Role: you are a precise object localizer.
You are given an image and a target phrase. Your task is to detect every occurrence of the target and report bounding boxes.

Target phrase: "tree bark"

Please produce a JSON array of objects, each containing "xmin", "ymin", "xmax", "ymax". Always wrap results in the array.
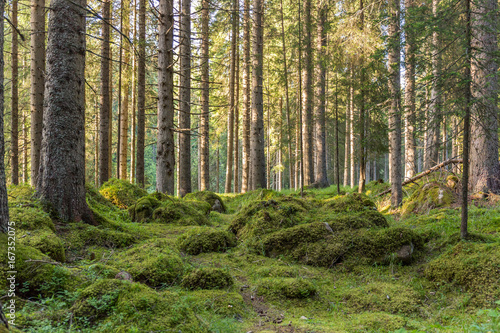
[
  {"xmin": 119, "ymin": 0, "xmax": 131, "ymax": 180},
  {"xmin": 30, "ymin": 0, "xmax": 45, "ymax": 187},
  {"xmin": 0, "ymin": 0, "xmax": 9, "ymax": 232},
  {"xmin": 130, "ymin": 0, "xmax": 137, "ymax": 183},
  {"xmin": 241, "ymin": 0, "xmax": 251, "ymax": 193},
  {"xmin": 388, "ymin": 0, "xmax": 403, "ymax": 207},
  {"xmin": 343, "ymin": 92, "xmax": 350, "ymax": 187},
  {"xmin": 199, "ymin": 0, "xmax": 210, "ymax": 191},
  {"xmin": 234, "ymin": 47, "xmax": 240, "ymax": 193},
  {"xmin": 136, "ymin": 0, "xmax": 146, "ymax": 187},
  {"xmin": 349, "ymin": 68, "xmax": 355, "ymax": 188},
  {"xmin": 99, "ymin": 0, "xmax": 111, "ymax": 187},
  {"xmin": 157, "ymin": 0, "xmax": 175, "ymax": 194},
  {"xmin": 470, "ymin": 0, "xmax": 500, "ymax": 193},
  {"xmin": 250, "ymin": 0, "xmax": 266, "ymax": 189},
  {"xmin": 404, "ymin": 0, "xmax": 416, "ymax": 179},
  {"xmin": 302, "ymin": 0, "xmax": 313, "ymax": 186},
  {"xmin": 10, "ymin": 0, "xmax": 19, "ymax": 185},
  {"xmin": 178, "ymin": 0, "xmax": 192, "ymax": 197},
  {"xmin": 358, "ymin": 0, "xmax": 366, "ymax": 193},
  {"xmin": 37, "ymin": 0, "xmax": 95, "ymax": 224}
]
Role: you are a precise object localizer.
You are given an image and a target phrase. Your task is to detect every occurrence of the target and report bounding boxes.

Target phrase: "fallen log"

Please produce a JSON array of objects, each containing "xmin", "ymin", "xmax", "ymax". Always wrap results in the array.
[{"xmin": 377, "ymin": 158, "xmax": 463, "ymax": 197}]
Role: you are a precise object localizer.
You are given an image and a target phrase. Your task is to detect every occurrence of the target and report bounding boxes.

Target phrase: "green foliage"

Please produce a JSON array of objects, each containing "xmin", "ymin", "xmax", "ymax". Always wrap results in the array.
[
  {"xmin": 177, "ymin": 227, "xmax": 237, "ymax": 255},
  {"xmin": 181, "ymin": 268, "xmax": 234, "ymax": 290},
  {"xmin": 99, "ymin": 178, "xmax": 147, "ymax": 209},
  {"xmin": 257, "ymin": 278, "xmax": 317, "ymax": 299},
  {"xmin": 184, "ymin": 190, "xmax": 227, "ymax": 212}
]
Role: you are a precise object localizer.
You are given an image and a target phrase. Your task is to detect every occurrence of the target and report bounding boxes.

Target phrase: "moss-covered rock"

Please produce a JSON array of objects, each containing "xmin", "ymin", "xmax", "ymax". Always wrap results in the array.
[
  {"xmin": 128, "ymin": 195, "xmax": 162, "ymax": 222},
  {"xmin": 109, "ymin": 239, "xmax": 187, "ymax": 287},
  {"xmin": 424, "ymin": 241, "xmax": 500, "ymax": 306},
  {"xmin": 342, "ymin": 282, "xmax": 420, "ymax": 314},
  {"xmin": 86, "ymin": 183, "xmax": 114, "ymax": 209},
  {"xmin": 71, "ymin": 279, "xmax": 124, "ymax": 320},
  {"xmin": 322, "ymin": 192, "xmax": 377, "ymax": 213},
  {"xmin": 177, "ymin": 227, "xmax": 237, "ymax": 255},
  {"xmin": 10, "ymin": 206, "xmax": 55, "ymax": 232},
  {"xmin": 99, "ymin": 178, "xmax": 147, "ymax": 209},
  {"xmin": 257, "ymin": 278, "xmax": 317, "ymax": 299},
  {"xmin": 181, "ymin": 268, "xmax": 233, "ymax": 290},
  {"xmin": 401, "ymin": 182, "xmax": 454, "ymax": 217},
  {"xmin": 84, "ymin": 263, "xmax": 121, "ymax": 279},
  {"xmin": 228, "ymin": 196, "xmax": 309, "ymax": 240},
  {"xmin": 184, "ymin": 190, "xmax": 227, "ymax": 212},
  {"xmin": 153, "ymin": 200, "xmax": 210, "ymax": 225},
  {"xmin": 17, "ymin": 229, "xmax": 65, "ymax": 262}
]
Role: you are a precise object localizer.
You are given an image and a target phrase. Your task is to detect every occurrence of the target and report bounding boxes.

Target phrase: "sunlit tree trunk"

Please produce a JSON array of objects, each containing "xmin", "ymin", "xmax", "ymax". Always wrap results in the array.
[
  {"xmin": 302, "ymin": 0, "xmax": 313, "ymax": 185},
  {"xmin": 119, "ymin": 0, "xmax": 131, "ymax": 180},
  {"xmin": 199, "ymin": 0, "xmax": 210, "ymax": 191},
  {"xmin": 404, "ymin": 0, "xmax": 416, "ymax": 179},
  {"xmin": 241, "ymin": 0, "xmax": 251, "ymax": 193}
]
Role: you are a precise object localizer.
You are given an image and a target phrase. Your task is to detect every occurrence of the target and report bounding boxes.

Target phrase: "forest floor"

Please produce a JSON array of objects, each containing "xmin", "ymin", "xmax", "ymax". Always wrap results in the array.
[{"xmin": 1, "ymin": 172, "xmax": 500, "ymax": 333}]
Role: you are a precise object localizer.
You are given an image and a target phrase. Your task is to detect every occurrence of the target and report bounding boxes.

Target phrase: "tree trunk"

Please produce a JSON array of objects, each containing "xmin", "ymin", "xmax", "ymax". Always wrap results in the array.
[
  {"xmin": 470, "ymin": 0, "xmax": 500, "ymax": 193},
  {"xmin": 349, "ymin": 68, "xmax": 355, "ymax": 188},
  {"xmin": 314, "ymin": 3, "xmax": 328, "ymax": 188},
  {"xmin": 37, "ymin": 0, "xmax": 95, "ymax": 224},
  {"xmin": 10, "ymin": 0, "xmax": 19, "ymax": 185},
  {"xmin": 178, "ymin": 0, "xmax": 192, "ymax": 197},
  {"xmin": 335, "ymin": 77, "xmax": 341, "ymax": 194},
  {"xmin": 404, "ymin": 0, "xmax": 416, "ymax": 179},
  {"xmin": 119, "ymin": 0, "xmax": 131, "ymax": 180},
  {"xmin": 30, "ymin": 0, "xmax": 45, "ymax": 188},
  {"xmin": 250, "ymin": 0, "xmax": 266, "ymax": 189},
  {"xmin": 234, "ymin": 37, "xmax": 240, "ymax": 193},
  {"xmin": 99, "ymin": 0, "xmax": 111, "ymax": 187},
  {"xmin": 358, "ymin": 0, "xmax": 366, "ymax": 193},
  {"xmin": 130, "ymin": 0, "xmax": 137, "ymax": 183},
  {"xmin": 0, "ymin": 0, "xmax": 8, "ymax": 232},
  {"xmin": 343, "ymin": 94, "xmax": 350, "ymax": 187},
  {"xmin": 136, "ymin": 0, "xmax": 146, "ymax": 187},
  {"xmin": 157, "ymin": 0, "xmax": 175, "ymax": 194},
  {"xmin": 241, "ymin": 0, "xmax": 251, "ymax": 193},
  {"xmin": 388, "ymin": 0, "xmax": 403, "ymax": 207},
  {"xmin": 302, "ymin": 0, "xmax": 313, "ymax": 186},
  {"xmin": 199, "ymin": 0, "xmax": 210, "ymax": 191}
]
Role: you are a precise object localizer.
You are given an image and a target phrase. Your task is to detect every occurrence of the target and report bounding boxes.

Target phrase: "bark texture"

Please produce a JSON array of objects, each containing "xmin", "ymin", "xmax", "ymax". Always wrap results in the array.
[
  {"xmin": 119, "ymin": 0, "xmax": 131, "ymax": 180},
  {"xmin": 11, "ymin": 0, "xmax": 19, "ymax": 185},
  {"xmin": 302, "ymin": 0, "xmax": 314, "ymax": 185},
  {"xmin": 99, "ymin": 0, "xmax": 111, "ymax": 187},
  {"xmin": 404, "ymin": 0, "xmax": 416, "ymax": 179},
  {"xmin": 37, "ymin": 0, "xmax": 95, "ymax": 224},
  {"xmin": 0, "ymin": 0, "xmax": 9, "ymax": 232},
  {"xmin": 241, "ymin": 0, "xmax": 251, "ymax": 192},
  {"xmin": 199, "ymin": 0, "xmax": 210, "ymax": 191},
  {"xmin": 136, "ymin": 0, "xmax": 146, "ymax": 187}
]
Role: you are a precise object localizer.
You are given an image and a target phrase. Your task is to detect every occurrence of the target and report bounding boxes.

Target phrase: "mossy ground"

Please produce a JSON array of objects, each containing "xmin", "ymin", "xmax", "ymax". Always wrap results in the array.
[{"xmin": 5, "ymin": 182, "xmax": 500, "ymax": 332}]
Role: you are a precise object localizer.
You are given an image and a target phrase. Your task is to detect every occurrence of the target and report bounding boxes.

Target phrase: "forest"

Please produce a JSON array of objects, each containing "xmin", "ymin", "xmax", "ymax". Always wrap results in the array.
[{"xmin": 0, "ymin": 0, "xmax": 499, "ymax": 331}]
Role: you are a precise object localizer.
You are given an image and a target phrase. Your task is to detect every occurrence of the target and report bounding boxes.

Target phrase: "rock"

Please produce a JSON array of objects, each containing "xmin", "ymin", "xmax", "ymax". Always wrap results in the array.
[
  {"xmin": 115, "ymin": 271, "xmax": 133, "ymax": 281},
  {"xmin": 300, "ymin": 316, "xmax": 308, "ymax": 320},
  {"xmin": 212, "ymin": 199, "xmax": 224, "ymax": 213},
  {"xmin": 396, "ymin": 242, "xmax": 414, "ymax": 264}
]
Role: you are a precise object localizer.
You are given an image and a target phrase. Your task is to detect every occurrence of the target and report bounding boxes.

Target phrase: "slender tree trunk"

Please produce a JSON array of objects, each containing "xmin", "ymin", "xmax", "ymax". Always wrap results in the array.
[
  {"xmin": 234, "ymin": 39, "xmax": 240, "ymax": 193},
  {"xmin": 241, "ymin": 0, "xmax": 251, "ymax": 193},
  {"xmin": 335, "ymin": 77, "xmax": 340, "ymax": 194},
  {"xmin": 99, "ymin": 0, "xmax": 111, "ymax": 186},
  {"xmin": 388, "ymin": 0, "xmax": 403, "ymax": 207},
  {"xmin": 10, "ymin": 0, "xmax": 19, "ymax": 185},
  {"xmin": 302, "ymin": 0, "xmax": 313, "ymax": 185},
  {"xmin": 38, "ymin": 0, "xmax": 95, "ymax": 224},
  {"xmin": 358, "ymin": 0, "xmax": 366, "ymax": 192},
  {"xmin": 200, "ymin": 0, "xmax": 210, "ymax": 191},
  {"xmin": 136, "ymin": 0, "xmax": 146, "ymax": 187},
  {"xmin": 343, "ymin": 93, "xmax": 350, "ymax": 187},
  {"xmin": 349, "ymin": 68, "xmax": 355, "ymax": 188},
  {"xmin": 217, "ymin": 137, "xmax": 220, "ymax": 192},
  {"xmin": 23, "ymin": 111, "xmax": 28, "ymax": 184},
  {"xmin": 119, "ymin": 0, "xmax": 131, "ymax": 180},
  {"xmin": 250, "ymin": 0, "xmax": 266, "ymax": 189},
  {"xmin": 404, "ymin": 0, "xmax": 416, "ymax": 179},
  {"xmin": 0, "ymin": 0, "xmax": 8, "ymax": 231},
  {"xmin": 130, "ymin": 0, "xmax": 137, "ymax": 183},
  {"xmin": 108, "ymin": 45, "xmax": 113, "ymax": 178},
  {"xmin": 30, "ymin": 0, "xmax": 45, "ymax": 188},
  {"xmin": 157, "ymin": 0, "xmax": 175, "ymax": 194},
  {"xmin": 178, "ymin": 0, "xmax": 192, "ymax": 197}
]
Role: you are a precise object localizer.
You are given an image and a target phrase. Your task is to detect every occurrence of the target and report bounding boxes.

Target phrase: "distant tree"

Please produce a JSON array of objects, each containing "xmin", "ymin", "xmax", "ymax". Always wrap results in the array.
[
  {"xmin": 10, "ymin": 0, "xmax": 19, "ymax": 185},
  {"xmin": 0, "ymin": 0, "xmax": 8, "ymax": 232}
]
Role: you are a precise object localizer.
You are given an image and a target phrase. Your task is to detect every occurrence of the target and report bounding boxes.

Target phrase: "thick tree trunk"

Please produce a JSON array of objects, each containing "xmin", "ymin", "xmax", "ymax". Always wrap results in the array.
[
  {"xmin": 199, "ymin": 0, "xmax": 210, "ymax": 191},
  {"xmin": 99, "ymin": 0, "xmax": 111, "ymax": 187},
  {"xmin": 178, "ymin": 0, "xmax": 192, "ymax": 197},
  {"xmin": 136, "ymin": 0, "xmax": 146, "ymax": 187},
  {"xmin": 404, "ymin": 0, "xmax": 416, "ymax": 179},
  {"xmin": 250, "ymin": 0, "xmax": 266, "ymax": 189},
  {"xmin": 10, "ymin": 0, "xmax": 19, "ymax": 185},
  {"xmin": 388, "ymin": 0, "xmax": 403, "ymax": 207},
  {"xmin": 37, "ymin": 0, "xmax": 95, "ymax": 224},
  {"xmin": 470, "ymin": 0, "xmax": 500, "ymax": 193},
  {"xmin": 0, "ymin": 0, "xmax": 8, "ymax": 232},
  {"xmin": 314, "ymin": 3, "xmax": 328, "ymax": 188},
  {"xmin": 119, "ymin": 0, "xmax": 131, "ymax": 180},
  {"xmin": 157, "ymin": 0, "xmax": 175, "ymax": 194},
  {"xmin": 302, "ymin": 0, "xmax": 313, "ymax": 186},
  {"xmin": 30, "ymin": 0, "xmax": 45, "ymax": 187},
  {"xmin": 241, "ymin": 0, "xmax": 251, "ymax": 193}
]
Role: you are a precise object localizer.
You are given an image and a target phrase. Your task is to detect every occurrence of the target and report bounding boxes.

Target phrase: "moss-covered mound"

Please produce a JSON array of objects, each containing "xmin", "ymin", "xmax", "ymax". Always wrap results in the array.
[
  {"xmin": 342, "ymin": 282, "xmax": 420, "ymax": 314},
  {"xmin": 86, "ymin": 183, "xmax": 115, "ymax": 209},
  {"xmin": 177, "ymin": 227, "xmax": 237, "ymax": 255},
  {"xmin": 349, "ymin": 312, "xmax": 406, "ymax": 332},
  {"xmin": 228, "ymin": 196, "xmax": 309, "ymax": 240},
  {"xmin": 10, "ymin": 206, "xmax": 55, "ymax": 232},
  {"xmin": 364, "ymin": 180, "xmax": 391, "ymax": 197},
  {"xmin": 72, "ymin": 279, "xmax": 208, "ymax": 332},
  {"xmin": 181, "ymin": 268, "xmax": 233, "ymax": 290},
  {"xmin": 128, "ymin": 194, "xmax": 162, "ymax": 222},
  {"xmin": 153, "ymin": 200, "xmax": 210, "ymax": 225},
  {"xmin": 322, "ymin": 192, "xmax": 377, "ymax": 213},
  {"xmin": 109, "ymin": 239, "xmax": 187, "ymax": 287},
  {"xmin": 184, "ymin": 290, "xmax": 247, "ymax": 316},
  {"xmin": 184, "ymin": 190, "xmax": 227, "ymax": 212},
  {"xmin": 63, "ymin": 222, "xmax": 137, "ymax": 251},
  {"xmin": 257, "ymin": 278, "xmax": 317, "ymax": 299},
  {"xmin": 424, "ymin": 241, "xmax": 500, "ymax": 306},
  {"xmin": 7, "ymin": 184, "xmax": 36, "ymax": 206},
  {"xmin": 401, "ymin": 182, "xmax": 454, "ymax": 217},
  {"xmin": 99, "ymin": 178, "xmax": 147, "ymax": 209}
]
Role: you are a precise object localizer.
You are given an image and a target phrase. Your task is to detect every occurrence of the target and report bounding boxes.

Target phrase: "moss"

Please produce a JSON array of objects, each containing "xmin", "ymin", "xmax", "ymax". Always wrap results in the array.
[
  {"xmin": 257, "ymin": 278, "xmax": 317, "ymax": 299},
  {"xmin": 364, "ymin": 180, "xmax": 391, "ymax": 197},
  {"xmin": 71, "ymin": 279, "xmax": 124, "ymax": 320},
  {"xmin": 185, "ymin": 290, "xmax": 247, "ymax": 317},
  {"xmin": 152, "ymin": 200, "xmax": 209, "ymax": 225},
  {"xmin": 7, "ymin": 184, "xmax": 36, "ymax": 206},
  {"xmin": 109, "ymin": 239, "xmax": 187, "ymax": 287},
  {"xmin": 228, "ymin": 196, "xmax": 309, "ymax": 240},
  {"xmin": 322, "ymin": 192, "xmax": 377, "ymax": 213},
  {"xmin": 10, "ymin": 206, "xmax": 55, "ymax": 232},
  {"xmin": 401, "ymin": 182, "xmax": 454, "ymax": 217},
  {"xmin": 424, "ymin": 241, "xmax": 500, "ymax": 306},
  {"xmin": 17, "ymin": 229, "xmax": 65, "ymax": 262},
  {"xmin": 181, "ymin": 268, "xmax": 233, "ymax": 290},
  {"xmin": 349, "ymin": 312, "xmax": 406, "ymax": 332},
  {"xmin": 86, "ymin": 183, "xmax": 114, "ymax": 208},
  {"xmin": 254, "ymin": 266, "xmax": 301, "ymax": 278},
  {"xmin": 177, "ymin": 227, "xmax": 237, "ymax": 255},
  {"xmin": 342, "ymin": 282, "xmax": 420, "ymax": 314},
  {"xmin": 184, "ymin": 190, "xmax": 227, "ymax": 212},
  {"xmin": 99, "ymin": 178, "xmax": 147, "ymax": 209},
  {"xmin": 84, "ymin": 263, "xmax": 121, "ymax": 279},
  {"xmin": 63, "ymin": 222, "xmax": 137, "ymax": 251},
  {"xmin": 128, "ymin": 195, "xmax": 162, "ymax": 222}
]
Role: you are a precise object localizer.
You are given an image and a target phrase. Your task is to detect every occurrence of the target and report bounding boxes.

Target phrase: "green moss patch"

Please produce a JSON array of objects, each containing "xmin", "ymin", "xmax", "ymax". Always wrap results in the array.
[
  {"xmin": 109, "ymin": 239, "xmax": 187, "ymax": 287},
  {"xmin": 322, "ymin": 192, "xmax": 377, "ymax": 213},
  {"xmin": 181, "ymin": 268, "xmax": 233, "ymax": 290},
  {"xmin": 10, "ymin": 206, "xmax": 55, "ymax": 232},
  {"xmin": 184, "ymin": 190, "xmax": 227, "ymax": 212},
  {"xmin": 424, "ymin": 241, "xmax": 500, "ymax": 306},
  {"xmin": 401, "ymin": 182, "xmax": 454, "ymax": 217},
  {"xmin": 63, "ymin": 222, "xmax": 137, "ymax": 252},
  {"xmin": 17, "ymin": 229, "xmax": 65, "ymax": 262},
  {"xmin": 349, "ymin": 312, "xmax": 406, "ymax": 331},
  {"xmin": 128, "ymin": 194, "xmax": 162, "ymax": 222},
  {"xmin": 7, "ymin": 184, "xmax": 36, "ymax": 207},
  {"xmin": 184, "ymin": 290, "xmax": 247, "ymax": 317},
  {"xmin": 153, "ymin": 200, "xmax": 210, "ymax": 225},
  {"xmin": 99, "ymin": 178, "xmax": 147, "ymax": 209},
  {"xmin": 177, "ymin": 227, "xmax": 237, "ymax": 255},
  {"xmin": 257, "ymin": 278, "xmax": 317, "ymax": 299}
]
